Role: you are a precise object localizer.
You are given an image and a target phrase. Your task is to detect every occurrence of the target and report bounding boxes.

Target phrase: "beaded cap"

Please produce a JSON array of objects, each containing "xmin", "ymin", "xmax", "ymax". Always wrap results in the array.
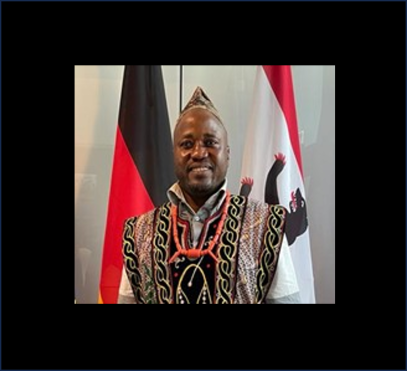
[{"xmin": 177, "ymin": 86, "xmax": 223, "ymax": 124}]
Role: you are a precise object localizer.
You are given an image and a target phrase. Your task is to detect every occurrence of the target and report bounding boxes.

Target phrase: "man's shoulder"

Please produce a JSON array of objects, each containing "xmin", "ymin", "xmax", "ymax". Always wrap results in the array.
[
  {"xmin": 125, "ymin": 202, "xmax": 172, "ymax": 225},
  {"xmin": 231, "ymin": 194, "xmax": 286, "ymax": 214}
]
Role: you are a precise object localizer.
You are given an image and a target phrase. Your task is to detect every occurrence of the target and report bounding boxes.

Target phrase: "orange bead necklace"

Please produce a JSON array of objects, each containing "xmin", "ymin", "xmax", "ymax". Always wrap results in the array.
[{"xmin": 168, "ymin": 191, "xmax": 231, "ymax": 264}]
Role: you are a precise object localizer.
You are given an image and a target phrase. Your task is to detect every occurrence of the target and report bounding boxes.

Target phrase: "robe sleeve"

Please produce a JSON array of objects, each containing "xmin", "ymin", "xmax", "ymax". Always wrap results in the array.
[
  {"xmin": 117, "ymin": 267, "xmax": 137, "ymax": 304},
  {"xmin": 265, "ymin": 236, "xmax": 301, "ymax": 304}
]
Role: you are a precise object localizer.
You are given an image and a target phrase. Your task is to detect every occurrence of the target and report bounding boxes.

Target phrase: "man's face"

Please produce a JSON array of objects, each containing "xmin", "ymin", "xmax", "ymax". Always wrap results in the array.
[{"xmin": 173, "ymin": 108, "xmax": 229, "ymax": 199}]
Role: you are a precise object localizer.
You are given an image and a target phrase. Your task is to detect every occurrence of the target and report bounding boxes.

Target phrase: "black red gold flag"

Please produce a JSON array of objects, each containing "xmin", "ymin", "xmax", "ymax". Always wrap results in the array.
[{"xmin": 99, "ymin": 65, "xmax": 175, "ymax": 303}]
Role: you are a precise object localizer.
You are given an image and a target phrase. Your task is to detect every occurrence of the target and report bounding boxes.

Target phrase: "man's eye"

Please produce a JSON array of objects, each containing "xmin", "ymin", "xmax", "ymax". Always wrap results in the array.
[
  {"xmin": 180, "ymin": 141, "xmax": 193, "ymax": 149},
  {"xmin": 205, "ymin": 140, "xmax": 218, "ymax": 147}
]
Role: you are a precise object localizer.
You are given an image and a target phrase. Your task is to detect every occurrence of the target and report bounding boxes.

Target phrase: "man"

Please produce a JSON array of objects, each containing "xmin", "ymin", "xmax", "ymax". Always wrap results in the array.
[{"xmin": 118, "ymin": 87, "xmax": 300, "ymax": 304}]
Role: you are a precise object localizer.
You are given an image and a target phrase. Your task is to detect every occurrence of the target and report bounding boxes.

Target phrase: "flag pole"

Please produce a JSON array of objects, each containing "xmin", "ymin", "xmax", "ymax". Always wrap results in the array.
[{"xmin": 179, "ymin": 65, "xmax": 183, "ymax": 113}]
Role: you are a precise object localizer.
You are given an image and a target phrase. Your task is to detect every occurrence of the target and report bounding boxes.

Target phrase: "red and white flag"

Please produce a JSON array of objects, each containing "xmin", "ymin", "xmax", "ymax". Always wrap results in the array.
[{"xmin": 240, "ymin": 65, "xmax": 315, "ymax": 303}]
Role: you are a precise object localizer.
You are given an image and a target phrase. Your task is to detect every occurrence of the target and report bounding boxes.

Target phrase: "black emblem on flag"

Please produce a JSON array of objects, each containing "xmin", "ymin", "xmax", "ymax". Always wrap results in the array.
[{"xmin": 240, "ymin": 152, "xmax": 308, "ymax": 246}]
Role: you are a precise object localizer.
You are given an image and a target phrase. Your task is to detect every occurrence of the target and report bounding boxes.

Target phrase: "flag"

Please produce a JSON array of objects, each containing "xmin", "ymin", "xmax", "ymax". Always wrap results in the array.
[
  {"xmin": 240, "ymin": 65, "xmax": 315, "ymax": 303},
  {"xmin": 98, "ymin": 65, "xmax": 175, "ymax": 304}
]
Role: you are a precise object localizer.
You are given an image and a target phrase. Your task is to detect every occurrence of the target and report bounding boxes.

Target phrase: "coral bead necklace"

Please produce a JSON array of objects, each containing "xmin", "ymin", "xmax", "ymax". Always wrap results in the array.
[{"xmin": 168, "ymin": 191, "xmax": 231, "ymax": 264}]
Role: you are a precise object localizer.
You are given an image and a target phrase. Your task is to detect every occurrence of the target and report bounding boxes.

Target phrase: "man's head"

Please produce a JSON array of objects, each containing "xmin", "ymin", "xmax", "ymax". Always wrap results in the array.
[{"xmin": 173, "ymin": 87, "xmax": 229, "ymax": 202}]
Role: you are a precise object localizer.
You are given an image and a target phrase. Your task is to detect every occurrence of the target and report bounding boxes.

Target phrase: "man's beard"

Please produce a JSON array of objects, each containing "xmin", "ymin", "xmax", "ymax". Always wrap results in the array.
[
  {"xmin": 183, "ymin": 178, "xmax": 225, "ymax": 199},
  {"xmin": 187, "ymin": 182, "xmax": 213, "ymax": 196}
]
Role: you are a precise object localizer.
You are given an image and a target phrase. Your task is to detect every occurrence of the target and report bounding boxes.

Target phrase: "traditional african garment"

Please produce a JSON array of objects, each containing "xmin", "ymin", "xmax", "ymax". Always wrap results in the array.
[{"xmin": 118, "ymin": 182, "xmax": 300, "ymax": 304}]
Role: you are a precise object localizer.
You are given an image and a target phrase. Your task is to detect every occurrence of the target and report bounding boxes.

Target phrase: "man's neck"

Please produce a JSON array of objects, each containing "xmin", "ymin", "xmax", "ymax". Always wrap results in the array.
[
  {"xmin": 182, "ymin": 183, "xmax": 226, "ymax": 213},
  {"xmin": 167, "ymin": 180, "xmax": 227, "ymax": 215},
  {"xmin": 183, "ymin": 192, "xmax": 208, "ymax": 213}
]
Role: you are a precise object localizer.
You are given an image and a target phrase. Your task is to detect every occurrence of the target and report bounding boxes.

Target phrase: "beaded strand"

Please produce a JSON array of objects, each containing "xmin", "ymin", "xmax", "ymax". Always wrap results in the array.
[{"xmin": 168, "ymin": 191, "xmax": 230, "ymax": 264}]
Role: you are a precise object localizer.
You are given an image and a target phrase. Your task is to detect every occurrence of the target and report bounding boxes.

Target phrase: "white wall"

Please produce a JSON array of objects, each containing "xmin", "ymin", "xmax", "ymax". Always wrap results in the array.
[{"xmin": 74, "ymin": 65, "xmax": 335, "ymax": 303}]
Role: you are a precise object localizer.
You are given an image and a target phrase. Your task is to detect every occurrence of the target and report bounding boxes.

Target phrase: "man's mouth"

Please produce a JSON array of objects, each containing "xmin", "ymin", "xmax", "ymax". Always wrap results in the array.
[{"xmin": 189, "ymin": 166, "xmax": 212, "ymax": 173}]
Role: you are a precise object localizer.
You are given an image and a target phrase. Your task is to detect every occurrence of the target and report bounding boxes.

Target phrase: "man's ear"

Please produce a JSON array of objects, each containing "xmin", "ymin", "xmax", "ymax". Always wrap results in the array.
[{"xmin": 227, "ymin": 146, "xmax": 230, "ymax": 161}]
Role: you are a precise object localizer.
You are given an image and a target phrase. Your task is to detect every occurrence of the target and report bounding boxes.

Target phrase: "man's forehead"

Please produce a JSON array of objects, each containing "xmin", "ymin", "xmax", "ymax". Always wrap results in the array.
[
  {"xmin": 177, "ymin": 131, "xmax": 220, "ymax": 138},
  {"xmin": 175, "ymin": 108, "xmax": 225, "ymax": 130},
  {"xmin": 174, "ymin": 115, "xmax": 225, "ymax": 137}
]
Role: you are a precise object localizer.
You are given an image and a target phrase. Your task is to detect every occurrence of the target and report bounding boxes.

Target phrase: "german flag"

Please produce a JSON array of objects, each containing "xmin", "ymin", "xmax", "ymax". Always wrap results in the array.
[{"xmin": 98, "ymin": 66, "xmax": 175, "ymax": 303}]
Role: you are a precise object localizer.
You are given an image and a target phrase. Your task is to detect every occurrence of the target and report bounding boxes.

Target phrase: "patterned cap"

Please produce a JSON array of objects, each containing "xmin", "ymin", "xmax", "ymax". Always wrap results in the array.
[{"xmin": 177, "ymin": 86, "xmax": 223, "ymax": 124}]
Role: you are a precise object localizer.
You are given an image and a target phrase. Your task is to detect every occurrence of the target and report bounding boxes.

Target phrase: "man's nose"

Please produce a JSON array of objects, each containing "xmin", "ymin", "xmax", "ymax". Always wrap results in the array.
[{"xmin": 191, "ymin": 143, "xmax": 208, "ymax": 159}]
